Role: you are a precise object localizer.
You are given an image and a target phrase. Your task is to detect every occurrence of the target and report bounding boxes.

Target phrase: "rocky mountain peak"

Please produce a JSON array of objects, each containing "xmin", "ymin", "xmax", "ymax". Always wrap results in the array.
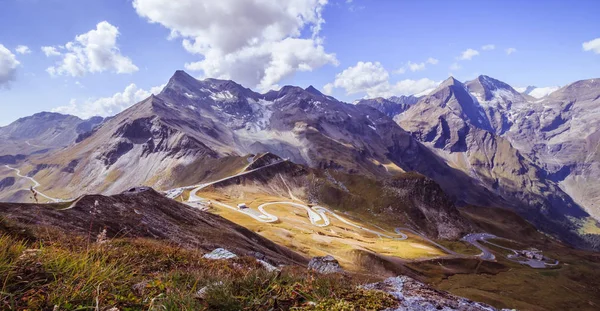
[
  {"xmin": 162, "ymin": 70, "xmax": 201, "ymax": 96},
  {"xmin": 305, "ymin": 85, "xmax": 324, "ymax": 96},
  {"xmin": 388, "ymin": 95, "xmax": 419, "ymax": 105},
  {"xmin": 437, "ymin": 76, "xmax": 463, "ymax": 90},
  {"xmin": 465, "ymin": 75, "xmax": 521, "ymax": 102},
  {"xmin": 203, "ymin": 78, "xmax": 255, "ymax": 95},
  {"xmin": 264, "ymin": 85, "xmax": 317, "ymax": 102},
  {"xmin": 419, "ymin": 76, "xmax": 494, "ymax": 133}
]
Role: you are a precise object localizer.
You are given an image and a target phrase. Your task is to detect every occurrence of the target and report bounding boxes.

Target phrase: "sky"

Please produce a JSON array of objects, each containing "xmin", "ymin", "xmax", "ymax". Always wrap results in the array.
[{"xmin": 0, "ymin": 0, "xmax": 599, "ymax": 126}]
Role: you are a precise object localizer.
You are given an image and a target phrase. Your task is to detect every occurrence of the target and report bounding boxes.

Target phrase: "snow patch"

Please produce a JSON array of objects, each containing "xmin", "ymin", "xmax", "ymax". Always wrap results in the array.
[{"xmin": 210, "ymin": 90, "xmax": 237, "ymax": 102}]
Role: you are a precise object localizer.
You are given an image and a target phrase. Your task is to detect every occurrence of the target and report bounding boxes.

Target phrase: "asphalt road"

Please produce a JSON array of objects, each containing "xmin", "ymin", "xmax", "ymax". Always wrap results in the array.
[
  {"xmin": 461, "ymin": 233, "xmax": 498, "ymax": 260},
  {"xmin": 4, "ymin": 165, "xmax": 66, "ymax": 203}
]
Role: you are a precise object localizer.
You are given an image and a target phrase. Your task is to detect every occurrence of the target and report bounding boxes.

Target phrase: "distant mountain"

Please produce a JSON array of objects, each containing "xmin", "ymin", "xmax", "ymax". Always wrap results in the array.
[
  {"xmin": 516, "ymin": 85, "xmax": 561, "ymax": 98},
  {"xmin": 0, "ymin": 112, "xmax": 104, "ymax": 157},
  {"xmin": 356, "ymin": 95, "xmax": 419, "ymax": 118}
]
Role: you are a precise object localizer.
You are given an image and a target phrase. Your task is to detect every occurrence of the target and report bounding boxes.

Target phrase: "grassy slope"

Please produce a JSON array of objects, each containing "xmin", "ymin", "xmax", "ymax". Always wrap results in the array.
[
  {"xmin": 196, "ymin": 191, "xmax": 444, "ymax": 267},
  {"xmin": 0, "ymin": 219, "xmax": 397, "ymax": 311}
]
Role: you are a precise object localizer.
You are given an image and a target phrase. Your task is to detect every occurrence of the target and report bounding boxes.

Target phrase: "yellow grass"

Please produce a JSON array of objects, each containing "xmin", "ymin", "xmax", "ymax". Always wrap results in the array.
[
  {"xmin": 197, "ymin": 191, "xmax": 444, "ymax": 271},
  {"xmin": 579, "ymin": 217, "xmax": 600, "ymax": 235}
]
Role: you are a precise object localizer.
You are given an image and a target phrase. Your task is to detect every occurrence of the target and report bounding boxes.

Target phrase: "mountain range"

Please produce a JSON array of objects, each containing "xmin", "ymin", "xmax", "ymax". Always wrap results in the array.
[{"xmin": 1, "ymin": 71, "xmax": 599, "ymax": 251}]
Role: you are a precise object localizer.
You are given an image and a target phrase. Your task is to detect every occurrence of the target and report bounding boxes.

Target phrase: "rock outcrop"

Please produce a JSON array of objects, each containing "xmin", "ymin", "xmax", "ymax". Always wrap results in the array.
[
  {"xmin": 308, "ymin": 255, "xmax": 343, "ymax": 274},
  {"xmin": 363, "ymin": 276, "xmax": 516, "ymax": 311}
]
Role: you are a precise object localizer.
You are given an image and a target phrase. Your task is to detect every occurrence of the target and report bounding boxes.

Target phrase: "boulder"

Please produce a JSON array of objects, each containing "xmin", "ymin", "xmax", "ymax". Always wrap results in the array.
[
  {"xmin": 203, "ymin": 248, "xmax": 237, "ymax": 260},
  {"xmin": 308, "ymin": 255, "xmax": 343, "ymax": 274}
]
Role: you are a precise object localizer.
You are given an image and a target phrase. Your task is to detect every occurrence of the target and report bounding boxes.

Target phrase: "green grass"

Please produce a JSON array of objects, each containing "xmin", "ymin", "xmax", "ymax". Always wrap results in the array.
[
  {"xmin": 418, "ymin": 246, "xmax": 600, "ymax": 311},
  {"xmin": 435, "ymin": 240, "xmax": 482, "ymax": 256},
  {"xmin": 0, "ymin": 228, "xmax": 398, "ymax": 311}
]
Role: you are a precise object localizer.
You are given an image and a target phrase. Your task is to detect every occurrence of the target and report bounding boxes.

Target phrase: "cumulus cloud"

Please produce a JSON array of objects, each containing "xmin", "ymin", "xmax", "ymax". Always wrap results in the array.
[
  {"xmin": 323, "ymin": 61, "xmax": 439, "ymax": 98},
  {"xmin": 45, "ymin": 21, "xmax": 138, "ymax": 77},
  {"xmin": 0, "ymin": 44, "xmax": 20, "ymax": 88},
  {"xmin": 52, "ymin": 83, "xmax": 164, "ymax": 119},
  {"xmin": 15, "ymin": 45, "xmax": 31, "ymax": 54},
  {"xmin": 41, "ymin": 46, "xmax": 61, "ymax": 57},
  {"xmin": 583, "ymin": 38, "xmax": 600, "ymax": 54},
  {"xmin": 407, "ymin": 61, "xmax": 426, "ymax": 72},
  {"xmin": 133, "ymin": 0, "xmax": 337, "ymax": 91},
  {"xmin": 481, "ymin": 44, "xmax": 495, "ymax": 51},
  {"xmin": 458, "ymin": 48, "xmax": 479, "ymax": 60},
  {"xmin": 505, "ymin": 47, "xmax": 517, "ymax": 55},
  {"xmin": 395, "ymin": 57, "xmax": 438, "ymax": 73}
]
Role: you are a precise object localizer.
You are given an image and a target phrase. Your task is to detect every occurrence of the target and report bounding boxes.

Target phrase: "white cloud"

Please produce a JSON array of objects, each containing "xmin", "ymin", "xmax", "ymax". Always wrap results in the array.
[
  {"xmin": 324, "ymin": 61, "xmax": 439, "ymax": 98},
  {"xmin": 15, "ymin": 45, "xmax": 31, "ymax": 54},
  {"xmin": 582, "ymin": 38, "xmax": 600, "ymax": 54},
  {"xmin": 481, "ymin": 44, "xmax": 495, "ymax": 51},
  {"xmin": 41, "ymin": 46, "xmax": 61, "ymax": 57},
  {"xmin": 133, "ymin": 0, "xmax": 337, "ymax": 91},
  {"xmin": 395, "ymin": 57, "xmax": 438, "ymax": 73},
  {"xmin": 426, "ymin": 57, "xmax": 439, "ymax": 65},
  {"xmin": 323, "ymin": 82, "xmax": 334, "ymax": 95},
  {"xmin": 52, "ymin": 83, "xmax": 164, "ymax": 119},
  {"xmin": 505, "ymin": 47, "xmax": 517, "ymax": 55},
  {"xmin": 0, "ymin": 44, "xmax": 20, "ymax": 88},
  {"xmin": 45, "ymin": 21, "xmax": 138, "ymax": 77},
  {"xmin": 407, "ymin": 61, "xmax": 426, "ymax": 72},
  {"xmin": 458, "ymin": 48, "xmax": 479, "ymax": 60},
  {"xmin": 449, "ymin": 62, "xmax": 461, "ymax": 70}
]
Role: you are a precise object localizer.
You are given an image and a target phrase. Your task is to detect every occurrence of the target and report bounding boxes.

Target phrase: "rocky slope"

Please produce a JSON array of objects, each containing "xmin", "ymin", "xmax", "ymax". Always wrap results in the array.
[
  {"xmin": 394, "ymin": 76, "xmax": 592, "ymax": 248},
  {"xmin": 503, "ymin": 79, "xmax": 600, "ymax": 221}
]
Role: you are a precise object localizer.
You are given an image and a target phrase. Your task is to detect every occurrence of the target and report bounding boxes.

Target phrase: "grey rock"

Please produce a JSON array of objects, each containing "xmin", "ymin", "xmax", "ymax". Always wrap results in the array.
[
  {"xmin": 308, "ymin": 255, "xmax": 343, "ymax": 274},
  {"xmin": 363, "ymin": 276, "xmax": 515, "ymax": 311},
  {"xmin": 203, "ymin": 248, "xmax": 238, "ymax": 260}
]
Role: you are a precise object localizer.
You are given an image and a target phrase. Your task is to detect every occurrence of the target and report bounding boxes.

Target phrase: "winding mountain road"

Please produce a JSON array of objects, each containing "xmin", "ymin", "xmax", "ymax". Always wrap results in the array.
[
  {"xmin": 166, "ymin": 160, "xmax": 411, "ymax": 242},
  {"xmin": 462, "ymin": 233, "xmax": 497, "ymax": 260},
  {"xmin": 4, "ymin": 165, "xmax": 64, "ymax": 203},
  {"xmin": 171, "ymin": 164, "xmax": 556, "ymax": 266},
  {"xmin": 187, "ymin": 160, "xmax": 286, "ymax": 202}
]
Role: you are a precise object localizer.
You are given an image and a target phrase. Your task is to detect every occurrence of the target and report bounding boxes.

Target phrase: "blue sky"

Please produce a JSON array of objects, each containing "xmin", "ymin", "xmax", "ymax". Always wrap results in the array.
[{"xmin": 0, "ymin": 0, "xmax": 599, "ymax": 125}]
